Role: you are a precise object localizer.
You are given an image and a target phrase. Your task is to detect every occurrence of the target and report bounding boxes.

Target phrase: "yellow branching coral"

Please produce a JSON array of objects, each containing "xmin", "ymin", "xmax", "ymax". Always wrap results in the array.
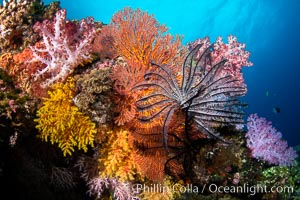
[
  {"xmin": 35, "ymin": 77, "xmax": 96, "ymax": 156},
  {"xmin": 99, "ymin": 128, "xmax": 142, "ymax": 182}
]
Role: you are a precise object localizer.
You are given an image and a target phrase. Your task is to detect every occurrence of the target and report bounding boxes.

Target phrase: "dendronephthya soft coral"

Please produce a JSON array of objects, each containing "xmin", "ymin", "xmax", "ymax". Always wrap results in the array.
[
  {"xmin": 30, "ymin": 9, "xmax": 96, "ymax": 87},
  {"xmin": 246, "ymin": 114, "xmax": 297, "ymax": 166}
]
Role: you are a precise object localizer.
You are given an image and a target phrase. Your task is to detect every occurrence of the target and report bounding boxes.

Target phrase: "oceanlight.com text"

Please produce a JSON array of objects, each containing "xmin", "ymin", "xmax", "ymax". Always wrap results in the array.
[
  {"xmin": 134, "ymin": 183, "xmax": 294, "ymax": 196},
  {"xmin": 208, "ymin": 183, "xmax": 294, "ymax": 196}
]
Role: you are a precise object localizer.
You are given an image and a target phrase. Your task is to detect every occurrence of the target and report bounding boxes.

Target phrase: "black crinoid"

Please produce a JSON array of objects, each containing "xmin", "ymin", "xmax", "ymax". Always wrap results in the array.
[{"xmin": 131, "ymin": 42, "xmax": 247, "ymax": 180}]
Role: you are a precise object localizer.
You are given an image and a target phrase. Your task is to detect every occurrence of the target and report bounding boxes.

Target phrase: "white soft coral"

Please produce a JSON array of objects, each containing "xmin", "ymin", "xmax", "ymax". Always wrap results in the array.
[{"xmin": 30, "ymin": 9, "xmax": 96, "ymax": 87}]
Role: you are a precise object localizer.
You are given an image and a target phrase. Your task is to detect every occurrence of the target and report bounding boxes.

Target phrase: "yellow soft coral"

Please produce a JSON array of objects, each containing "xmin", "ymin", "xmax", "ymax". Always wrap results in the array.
[
  {"xmin": 35, "ymin": 77, "xmax": 96, "ymax": 156},
  {"xmin": 99, "ymin": 128, "xmax": 142, "ymax": 182}
]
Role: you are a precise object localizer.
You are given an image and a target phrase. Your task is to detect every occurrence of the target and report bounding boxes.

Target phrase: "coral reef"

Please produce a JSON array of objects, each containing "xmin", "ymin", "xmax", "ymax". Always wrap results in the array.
[
  {"xmin": 35, "ymin": 77, "xmax": 97, "ymax": 156},
  {"xmin": 1, "ymin": 3, "xmax": 299, "ymax": 200}
]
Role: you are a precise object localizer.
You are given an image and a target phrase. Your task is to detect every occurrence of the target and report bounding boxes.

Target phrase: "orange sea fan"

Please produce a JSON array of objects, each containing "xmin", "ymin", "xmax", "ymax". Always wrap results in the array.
[
  {"xmin": 113, "ymin": 92, "xmax": 138, "ymax": 126},
  {"xmin": 127, "ymin": 108, "xmax": 187, "ymax": 182},
  {"xmin": 109, "ymin": 8, "xmax": 184, "ymax": 126},
  {"xmin": 111, "ymin": 58, "xmax": 147, "ymax": 96},
  {"xmin": 108, "ymin": 7, "xmax": 183, "ymax": 67},
  {"xmin": 131, "ymin": 148, "xmax": 167, "ymax": 182},
  {"xmin": 111, "ymin": 58, "xmax": 150, "ymax": 125}
]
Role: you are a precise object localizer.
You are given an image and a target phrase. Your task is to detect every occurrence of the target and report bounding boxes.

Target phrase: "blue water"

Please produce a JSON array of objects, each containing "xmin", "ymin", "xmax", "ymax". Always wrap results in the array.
[{"xmin": 43, "ymin": 0, "xmax": 300, "ymax": 146}]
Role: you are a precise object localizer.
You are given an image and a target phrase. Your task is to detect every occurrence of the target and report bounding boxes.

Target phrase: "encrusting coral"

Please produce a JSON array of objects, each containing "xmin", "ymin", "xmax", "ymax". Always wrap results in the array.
[
  {"xmin": 35, "ymin": 77, "xmax": 97, "ymax": 156},
  {"xmin": 73, "ymin": 65, "xmax": 113, "ymax": 125},
  {"xmin": 0, "ymin": 0, "xmax": 60, "ymax": 53},
  {"xmin": 0, "ymin": 0, "xmax": 36, "ymax": 53}
]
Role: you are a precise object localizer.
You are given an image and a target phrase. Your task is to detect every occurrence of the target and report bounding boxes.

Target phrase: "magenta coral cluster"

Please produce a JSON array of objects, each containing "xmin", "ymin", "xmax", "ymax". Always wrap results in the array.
[
  {"xmin": 30, "ymin": 9, "xmax": 96, "ymax": 87},
  {"xmin": 246, "ymin": 113, "xmax": 298, "ymax": 166}
]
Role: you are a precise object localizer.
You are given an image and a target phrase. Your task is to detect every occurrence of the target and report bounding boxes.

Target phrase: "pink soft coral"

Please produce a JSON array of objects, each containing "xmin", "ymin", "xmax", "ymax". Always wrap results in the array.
[
  {"xmin": 246, "ymin": 114, "xmax": 297, "ymax": 166},
  {"xmin": 211, "ymin": 35, "xmax": 253, "ymax": 76},
  {"xmin": 30, "ymin": 9, "xmax": 96, "ymax": 87},
  {"xmin": 189, "ymin": 35, "xmax": 252, "ymax": 86}
]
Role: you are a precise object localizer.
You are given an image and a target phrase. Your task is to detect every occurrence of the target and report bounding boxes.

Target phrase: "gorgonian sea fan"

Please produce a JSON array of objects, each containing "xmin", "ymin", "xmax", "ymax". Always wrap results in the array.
[{"xmin": 132, "ymin": 43, "xmax": 247, "ymax": 149}]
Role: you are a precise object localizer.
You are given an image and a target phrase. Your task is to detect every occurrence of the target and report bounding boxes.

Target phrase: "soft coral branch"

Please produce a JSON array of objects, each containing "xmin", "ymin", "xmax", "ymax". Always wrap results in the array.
[{"xmin": 30, "ymin": 9, "xmax": 96, "ymax": 87}]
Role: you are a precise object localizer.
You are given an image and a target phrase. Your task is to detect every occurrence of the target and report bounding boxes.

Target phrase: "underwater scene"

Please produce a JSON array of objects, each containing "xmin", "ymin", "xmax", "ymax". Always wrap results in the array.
[{"xmin": 0, "ymin": 0, "xmax": 299, "ymax": 199}]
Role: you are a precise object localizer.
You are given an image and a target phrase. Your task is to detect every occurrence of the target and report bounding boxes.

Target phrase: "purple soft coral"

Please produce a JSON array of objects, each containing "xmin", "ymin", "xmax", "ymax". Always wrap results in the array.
[
  {"xmin": 30, "ymin": 9, "xmax": 96, "ymax": 87},
  {"xmin": 246, "ymin": 114, "xmax": 297, "ymax": 166}
]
